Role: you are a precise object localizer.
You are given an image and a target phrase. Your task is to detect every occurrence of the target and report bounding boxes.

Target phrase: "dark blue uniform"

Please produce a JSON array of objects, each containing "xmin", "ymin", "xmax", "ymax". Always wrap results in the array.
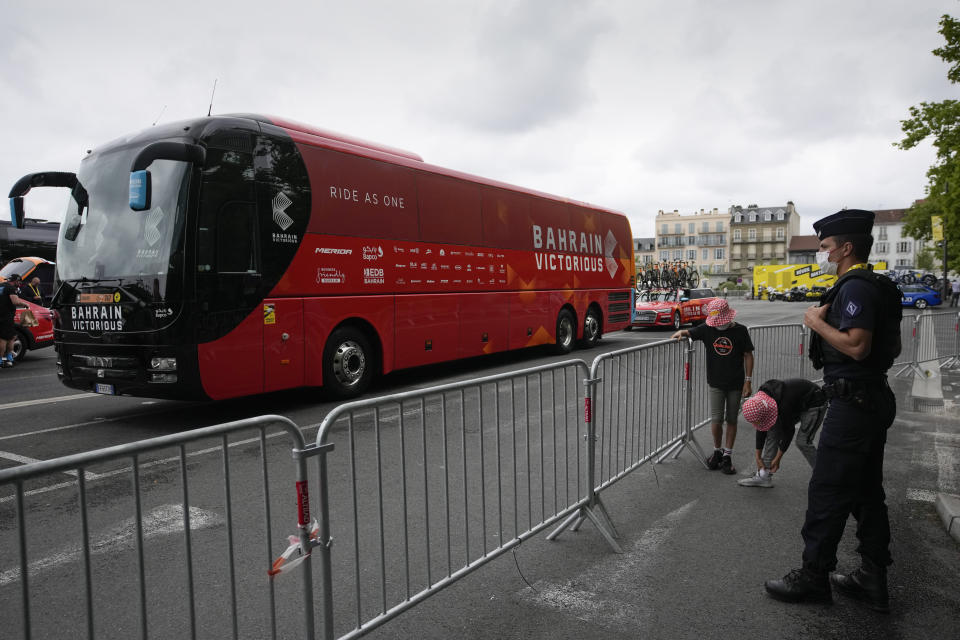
[{"xmin": 802, "ymin": 274, "xmax": 896, "ymax": 573}]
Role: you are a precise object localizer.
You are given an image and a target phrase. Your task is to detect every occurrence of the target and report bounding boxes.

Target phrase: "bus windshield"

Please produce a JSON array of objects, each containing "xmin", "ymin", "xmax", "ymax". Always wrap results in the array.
[{"xmin": 56, "ymin": 145, "xmax": 190, "ymax": 300}]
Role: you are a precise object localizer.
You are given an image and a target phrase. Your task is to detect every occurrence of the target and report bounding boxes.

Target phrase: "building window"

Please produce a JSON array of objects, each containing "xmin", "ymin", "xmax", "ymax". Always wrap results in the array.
[
  {"xmin": 715, "ymin": 221, "xmax": 723, "ymax": 232},
  {"xmin": 674, "ymin": 223, "xmax": 682, "ymax": 234},
  {"xmin": 688, "ymin": 222, "xmax": 695, "ymax": 233},
  {"xmin": 701, "ymin": 222, "xmax": 709, "ymax": 233},
  {"xmin": 776, "ymin": 227, "xmax": 784, "ymax": 239},
  {"xmin": 673, "ymin": 249, "xmax": 682, "ymax": 260},
  {"xmin": 763, "ymin": 212, "xmax": 771, "ymax": 222},
  {"xmin": 702, "ymin": 248, "xmax": 709, "ymax": 260},
  {"xmin": 896, "ymin": 241, "xmax": 911, "ymax": 253},
  {"xmin": 660, "ymin": 250, "xmax": 670, "ymax": 261},
  {"xmin": 733, "ymin": 229, "xmax": 741, "ymax": 241},
  {"xmin": 735, "ymin": 213, "xmax": 743, "ymax": 223},
  {"xmin": 688, "ymin": 249, "xmax": 697, "ymax": 260},
  {"xmin": 661, "ymin": 224, "xmax": 668, "ymax": 235},
  {"xmin": 875, "ymin": 242, "xmax": 888, "ymax": 253},
  {"xmin": 715, "ymin": 248, "xmax": 725, "ymax": 260},
  {"xmin": 878, "ymin": 226, "xmax": 888, "ymax": 240},
  {"xmin": 896, "ymin": 258, "xmax": 911, "ymax": 267},
  {"xmin": 687, "ymin": 236, "xmax": 696, "ymax": 246},
  {"xmin": 748, "ymin": 228, "xmax": 756, "ymax": 240}
]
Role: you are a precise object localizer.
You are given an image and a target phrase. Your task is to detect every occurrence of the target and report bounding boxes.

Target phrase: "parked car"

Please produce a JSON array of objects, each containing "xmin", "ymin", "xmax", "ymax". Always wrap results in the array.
[
  {"xmin": 805, "ymin": 286, "xmax": 828, "ymax": 300},
  {"xmin": 10, "ymin": 299, "xmax": 55, "ymax": 360},
  {"xmin": 0, "ymin": 256, "xmax": 56, "ymax": 305},
  {"xmin": 899, "ymin": 284, "xmax": 940, "ymax": 309},
  {"xmin": 631, "ymin": 287, "xmax": 719, "ymax": 330}
]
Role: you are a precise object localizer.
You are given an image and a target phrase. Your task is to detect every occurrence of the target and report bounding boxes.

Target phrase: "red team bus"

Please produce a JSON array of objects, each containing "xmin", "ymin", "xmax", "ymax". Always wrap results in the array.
[{"xmin": 8, "ymin": 115, "xmax": 635, "ymax": 400}]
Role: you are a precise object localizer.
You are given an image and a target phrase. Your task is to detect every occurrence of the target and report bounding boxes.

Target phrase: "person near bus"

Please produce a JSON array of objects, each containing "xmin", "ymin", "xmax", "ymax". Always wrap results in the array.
[
  {"xmin": 765, "ymin": 209, "xmax": 901, "ymax": 612},
  {"xmin": 738, "ymin": 378, "xmax": 826, "ymax": 488},
  {"xmin": 671, "ymin": 298, "xmax": 755, "ymax": 475},
  {"xmin": 24, "ymin": 277, "xmax": 43, "ymax": 306},
  {"xmin": 0, "ymin": 276, "xmax": 28, "ymax": 368}
]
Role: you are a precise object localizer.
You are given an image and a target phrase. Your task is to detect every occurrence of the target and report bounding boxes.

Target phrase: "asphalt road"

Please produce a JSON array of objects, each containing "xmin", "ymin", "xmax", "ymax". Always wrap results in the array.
[{"xmin": 1, "ymin": 297, "xmax": 958, "ymax": 639}]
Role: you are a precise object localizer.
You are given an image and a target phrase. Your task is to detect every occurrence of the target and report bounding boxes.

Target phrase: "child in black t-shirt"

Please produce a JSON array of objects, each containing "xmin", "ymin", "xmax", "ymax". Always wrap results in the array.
[
  {"xmin": 739, "ymin": 379, "xmax": 827, "ymax": 487},
  {"xmin": 672, "ymin": 298, "xmax": 754, "ymax": 474}
]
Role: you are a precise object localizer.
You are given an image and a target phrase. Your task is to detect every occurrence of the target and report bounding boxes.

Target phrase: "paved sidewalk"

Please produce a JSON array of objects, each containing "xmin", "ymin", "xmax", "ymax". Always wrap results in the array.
[{"xmin": 372, "ymin": 367, "xmax": 960, "ymax": 640}]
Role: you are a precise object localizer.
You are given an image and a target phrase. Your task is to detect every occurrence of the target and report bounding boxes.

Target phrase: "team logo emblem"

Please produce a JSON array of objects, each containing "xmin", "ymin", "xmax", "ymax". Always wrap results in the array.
[
  {"xmin": 712, "ymin": 336, "xmax": 733, "ymax": 356},
  {"xmin": 272, "ymin": 192, "xmax": 294, "ymax": 231},
  {"xmin": 845, "ymin": 300, "xmax": 861, "ymax": 317},
  {"xmin": 145, "ymin": 206, "xmax": 163, "ymax": 246}
]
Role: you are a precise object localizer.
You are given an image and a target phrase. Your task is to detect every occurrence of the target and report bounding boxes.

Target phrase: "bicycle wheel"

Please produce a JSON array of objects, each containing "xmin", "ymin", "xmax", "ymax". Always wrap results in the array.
[
  {"xmin": 900, "ymin": 273, "xmax": 916, "ymax": 285},
  {"xmin": 687, "ymin": 270, "xmax": 700, "ymax": 288}
]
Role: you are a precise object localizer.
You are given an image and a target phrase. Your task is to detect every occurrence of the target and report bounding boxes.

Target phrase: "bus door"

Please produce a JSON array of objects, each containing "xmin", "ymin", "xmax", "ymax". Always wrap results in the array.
[{"xmin": 196, "ymin": 143, "xmax": 265, "ymax": 396}]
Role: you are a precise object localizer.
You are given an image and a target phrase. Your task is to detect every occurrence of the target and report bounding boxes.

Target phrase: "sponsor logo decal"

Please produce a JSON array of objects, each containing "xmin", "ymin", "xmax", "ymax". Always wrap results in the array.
[
  {"xmin": 316, "ymin": 268, "xmax": 345, "ymax": 284},
  {"xmin": 70, "ymin": 305, "xmax": 125, "ymax": 331},
  {"xmin": 363, "ymin": 245, "xmax": 384, "ymax": 261},
  {"xmin": 315, "ymin": 247, "xmax": 352, "ymax": 255},
  {"xmin": 364, "ymin": 267, "xmax": 385, "ymax": 284}
]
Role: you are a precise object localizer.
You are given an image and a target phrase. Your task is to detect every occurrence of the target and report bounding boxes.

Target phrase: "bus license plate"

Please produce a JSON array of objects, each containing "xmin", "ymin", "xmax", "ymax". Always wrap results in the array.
[{"xmin": 94, "ymin": 383, "xmax": 115, "ymax": 395}]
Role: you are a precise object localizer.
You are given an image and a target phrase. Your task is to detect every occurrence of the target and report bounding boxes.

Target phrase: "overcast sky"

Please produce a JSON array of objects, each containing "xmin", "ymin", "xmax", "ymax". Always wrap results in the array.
[{"xmin": 3, "ymin": 0, "xmax": 958, "ymax": 238}]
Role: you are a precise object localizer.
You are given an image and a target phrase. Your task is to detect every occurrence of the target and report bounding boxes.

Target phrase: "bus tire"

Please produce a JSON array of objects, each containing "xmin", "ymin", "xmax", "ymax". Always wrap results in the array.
[
  {"xmin": 323, "ymin": 326, "xmax": 374, "ymax": 399},
  {"xmin": 579, "ymin": 307, "xmax": 602, "ymax": 348},
  {"xmin": 555, "ymin": 309, "xmax": 575, "ymax": 354}
]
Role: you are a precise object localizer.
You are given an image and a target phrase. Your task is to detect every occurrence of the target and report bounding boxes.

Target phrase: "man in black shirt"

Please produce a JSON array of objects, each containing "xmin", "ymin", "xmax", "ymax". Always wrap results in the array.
[
  {"xmin": 0, "ymin": 277, "xmax": 28, "ymax": 368},
  {"xmin": 765, "ymin": 209, "xmax": 899, "ymax": 613}
]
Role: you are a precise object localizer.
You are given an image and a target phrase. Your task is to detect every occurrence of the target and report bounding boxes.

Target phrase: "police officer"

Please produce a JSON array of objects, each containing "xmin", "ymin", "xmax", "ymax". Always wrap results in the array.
[{"xmin": 765, "ymin": 209, "xmax": 899, "ymax": 612}]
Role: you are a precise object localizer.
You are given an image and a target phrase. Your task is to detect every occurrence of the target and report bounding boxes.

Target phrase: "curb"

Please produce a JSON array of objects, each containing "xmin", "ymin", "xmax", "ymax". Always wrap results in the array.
[{"xmin": 936, "ymin": 492, "xmax": 960, "ymax": 545}]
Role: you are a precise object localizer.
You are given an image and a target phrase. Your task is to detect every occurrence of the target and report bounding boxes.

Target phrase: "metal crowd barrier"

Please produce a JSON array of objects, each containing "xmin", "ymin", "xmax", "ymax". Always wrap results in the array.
[
  {"xmin": 0, "ymin": 415, "xmax": 317, "ymax": 640},
  {"xmin": 309, "ymin": 360, "xmax": 592, "ymax": 640},
  {"xmin": 5, "ymin": 311, "xmax": 960, "ymax": 640}
]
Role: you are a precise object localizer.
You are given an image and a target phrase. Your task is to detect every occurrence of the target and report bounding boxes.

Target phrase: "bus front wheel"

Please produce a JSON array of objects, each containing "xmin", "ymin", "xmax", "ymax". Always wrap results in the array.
[{"xmin": 323, "ymin": 326, "xmax": 374, "ymax": 399}]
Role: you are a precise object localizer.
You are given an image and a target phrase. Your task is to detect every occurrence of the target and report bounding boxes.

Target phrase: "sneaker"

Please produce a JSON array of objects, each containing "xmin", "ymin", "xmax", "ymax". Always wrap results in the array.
[
  {"xmin": 720, "ymin": 454, "xmax": 735, "ymax": 475},
  {"xmin": 738, "ymin": 471, "xmax": 773, "ymax": 488},
  {"xmin": 765, "ymin": 568, "xmax": 832, "ymax": 604},
  {"xmin": 705, "ymin": 449, "xmax": 723, "ymax": 470},
  {"xmin": 1, "ymin": 360, "xmax": 12, "ymax": 368}
]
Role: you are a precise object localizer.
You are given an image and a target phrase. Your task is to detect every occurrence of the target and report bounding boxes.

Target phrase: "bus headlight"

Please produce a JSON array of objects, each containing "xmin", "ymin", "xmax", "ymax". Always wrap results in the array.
[{"xmin": 150, "ymin": 357, "xmax": 177, "ymax": 371}]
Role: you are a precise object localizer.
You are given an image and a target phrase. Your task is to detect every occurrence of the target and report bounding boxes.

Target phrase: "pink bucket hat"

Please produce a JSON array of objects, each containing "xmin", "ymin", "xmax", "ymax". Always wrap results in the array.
[
  {"xmin": 742, "ymin": 390, "xmax": 778, "ymax": 431},
  {"xmin": 705, "ymin": 298, "xmax": 736, "ymax": 327}
]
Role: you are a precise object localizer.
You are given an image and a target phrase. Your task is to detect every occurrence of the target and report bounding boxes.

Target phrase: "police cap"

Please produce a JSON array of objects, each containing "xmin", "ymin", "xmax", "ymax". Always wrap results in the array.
[{"xmin": 812, "ymin": 209, "xmax": 875, "ymax": 240}]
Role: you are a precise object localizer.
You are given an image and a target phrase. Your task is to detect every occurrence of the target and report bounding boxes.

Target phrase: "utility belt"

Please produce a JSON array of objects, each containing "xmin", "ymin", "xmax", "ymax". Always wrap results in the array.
[{"xmin": 821, "ymin": 377, "xmax": 888, "ymax": 408}]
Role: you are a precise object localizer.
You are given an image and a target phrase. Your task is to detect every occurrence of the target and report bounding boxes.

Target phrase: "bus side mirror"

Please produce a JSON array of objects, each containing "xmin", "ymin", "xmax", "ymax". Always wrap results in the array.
[
  {"xmin": 9, "ymin": 197, "xmax": 25, "ymax": 228},
  {"xmin": 129, "ymin": 170, "xmax": 152, "ymax": 211}
]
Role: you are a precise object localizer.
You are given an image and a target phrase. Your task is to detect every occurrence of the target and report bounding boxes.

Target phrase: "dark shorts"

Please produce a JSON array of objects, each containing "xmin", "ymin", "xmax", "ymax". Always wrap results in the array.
[{"xmin": 0, "ymin": 317, "xmax": 15, "ymax": 340}]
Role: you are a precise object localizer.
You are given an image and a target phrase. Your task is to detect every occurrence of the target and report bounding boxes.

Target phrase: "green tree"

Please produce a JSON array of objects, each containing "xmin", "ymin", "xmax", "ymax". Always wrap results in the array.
[{"xmin": 896, "ymin": 14, "xmax": 960, "ymax": 272}]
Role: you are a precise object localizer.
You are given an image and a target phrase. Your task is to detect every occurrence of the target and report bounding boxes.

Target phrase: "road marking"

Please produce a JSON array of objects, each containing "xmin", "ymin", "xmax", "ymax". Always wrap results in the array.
[
  {"xmin": 520, "ymin": 500, "xmax": 697, "ymax": 632},
  {"xmin": 0, "ymin": 450, "xmax": 102, "ymax": 479},
  {"xmin": 0, "ymin": 504, "xmax": 222, "ymax": 587},
  {"xmin": 0, "ymin": 393, "xmax": 99, "ymax": 411}
]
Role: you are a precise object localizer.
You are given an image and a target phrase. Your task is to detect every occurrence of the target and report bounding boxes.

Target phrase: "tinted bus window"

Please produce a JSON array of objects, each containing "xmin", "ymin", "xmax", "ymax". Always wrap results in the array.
[
  {"xmin": 218, "ymin": 203, "xmax": 259, "ymax": 273},
  {"xmin": 417, "ymin": 173, "xmax": 482, "ymax": 245}
]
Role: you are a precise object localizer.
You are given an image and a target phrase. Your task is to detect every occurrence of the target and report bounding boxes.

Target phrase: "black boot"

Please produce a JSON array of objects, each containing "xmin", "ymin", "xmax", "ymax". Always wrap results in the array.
[
  {"xmin": 765, "ymin": 568, "xmax": 832, "ymax": 604},
  {"xmin": 830, "ymin": 557, "xmax": 889, "ymax": 613}
]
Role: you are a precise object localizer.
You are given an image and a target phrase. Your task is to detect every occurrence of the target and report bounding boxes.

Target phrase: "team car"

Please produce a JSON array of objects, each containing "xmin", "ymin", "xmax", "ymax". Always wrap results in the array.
[
  {"xmin": 631, "ymin": 287, "xmax": 720, "ymax": 330},
  {"xmin": 9, "ymin": 300, "xmax": 55, "ymax": 361},
  {"xmin": 899, "ymin": 284, "xmax": 940, "ymax": 309}
]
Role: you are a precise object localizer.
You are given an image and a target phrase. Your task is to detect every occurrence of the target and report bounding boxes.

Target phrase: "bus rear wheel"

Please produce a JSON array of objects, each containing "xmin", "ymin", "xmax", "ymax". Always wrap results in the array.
[
  {"xmin": 579, "ymin": 308, "xmax": 602, "ymax": 348},
  {"xmin": 323, "ymin": 326, "xmax": 374, "ymax": 399},
  {"xmin": 555, "ymin": 309, "xmax": 575, "ymax": 354}
]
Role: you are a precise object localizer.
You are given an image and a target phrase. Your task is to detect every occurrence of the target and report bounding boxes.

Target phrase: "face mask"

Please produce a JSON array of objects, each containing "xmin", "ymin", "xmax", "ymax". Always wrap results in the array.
[
  {"xmin": 715, "ymin": 322, "xmax": 731, "ymax": 330},
  {"xmin": 816, "ymin": 249, "xmax": 838, "ymax": 276}
]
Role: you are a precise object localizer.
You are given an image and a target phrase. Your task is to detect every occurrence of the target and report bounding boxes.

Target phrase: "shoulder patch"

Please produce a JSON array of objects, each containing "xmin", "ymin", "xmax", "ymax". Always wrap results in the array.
[{"xmin": 845, "ymin": 300, "xmax": 861, "ymax": 317}]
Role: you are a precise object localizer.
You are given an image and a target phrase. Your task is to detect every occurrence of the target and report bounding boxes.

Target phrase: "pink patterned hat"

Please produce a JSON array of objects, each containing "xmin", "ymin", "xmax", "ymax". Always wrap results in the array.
[
  {"xmin": 742, "ymin": 390, "xmax": 778, "ymax": 431},
  {"xmin": 705, "ymin": 298, "xmax": 736, "ymax": 327}
]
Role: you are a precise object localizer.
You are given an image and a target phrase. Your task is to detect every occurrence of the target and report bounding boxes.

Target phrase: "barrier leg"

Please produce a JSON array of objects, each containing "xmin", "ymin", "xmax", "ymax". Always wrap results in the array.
[{"xmin": 547, "ymin": 376, "xmax": 622, "ymax": 553}]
